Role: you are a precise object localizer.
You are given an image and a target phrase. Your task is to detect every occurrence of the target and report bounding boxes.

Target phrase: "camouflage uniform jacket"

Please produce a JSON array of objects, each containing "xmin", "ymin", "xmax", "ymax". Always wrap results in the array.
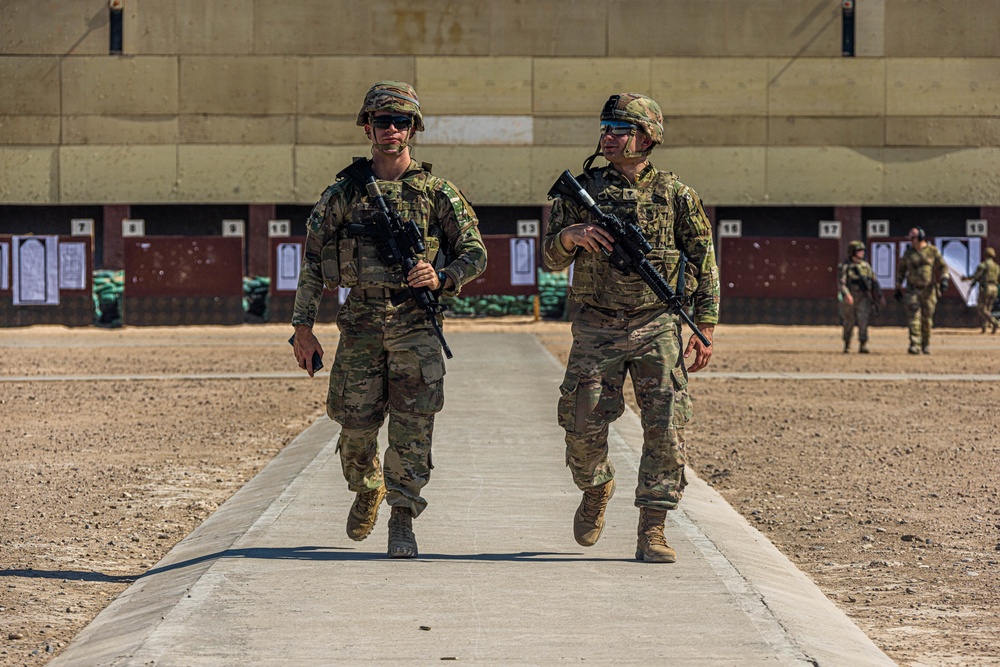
[
  {"xmin": 969, "ymin": 258, "xmax": 1000, "ymax": 288},
  {"xmin": 542, "ymin": 163, "xmax": 720, "ymax": 324},
  {"xmin": 895, "ymin": 243, "xmax": 946, "ymax": 290},
  {"xmin": 838, "ymin": 258, "xmax": 879, "ymax": 299},
  {"xmin": 292, "ymin": 159, "xmax": 487, "ymax": 327}
]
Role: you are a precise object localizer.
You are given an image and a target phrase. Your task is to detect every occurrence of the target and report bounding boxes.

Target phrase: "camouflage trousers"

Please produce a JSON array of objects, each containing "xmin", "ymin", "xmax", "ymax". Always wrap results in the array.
[
  {"xmin": 903, "ymin": 285, "xmax": 938, "ymax": 347},
  {"xmin": 975, "ymin": 284, "xmax": 999, "ymax": 330},
  {"xmin": 557, "ymin": 304, "xmax": 692, "ymax": 511},
  {"xmin": 326, "ymin": 291, "xmax": 445, "ymax": 518},
  {"xmin": 841, "ymin": 292, "xmax": 874, "ymax": 343}
]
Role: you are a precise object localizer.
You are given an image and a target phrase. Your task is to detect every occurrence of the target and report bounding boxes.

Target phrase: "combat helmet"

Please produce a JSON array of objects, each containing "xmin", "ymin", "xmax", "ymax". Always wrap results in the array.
[
  {"xmin": 601, "ymin": 93, "xmax": 664, "ymax": 146},
  {"xmin": 848, "ymin": 240, "xmax": 865, "ymax": 255},
  {"xmin": 584, "ymin": 93, "xmax": 663, "ymax": 171},
  {"xmin": 356, "ymin": 80, "xmax": 425, "ymax": 131},
  {"xmin": 986, "ymin": 247, "xmax": 996, "ymax": 259}
]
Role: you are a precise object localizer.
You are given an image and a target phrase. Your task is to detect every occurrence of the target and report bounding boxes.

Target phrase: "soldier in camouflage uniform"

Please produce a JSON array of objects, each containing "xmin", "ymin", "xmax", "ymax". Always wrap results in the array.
[
  {"xmin": 543, "ymin": 93, "xmax": 720, "ymax": 564},
  {"xmin": 291, "ymin": 81, "xmax": 487, "ymax": 558},
  {"xmin": 838, "ymin": 240, "xmax": 885, "ymax": 353},
  {"xmin": 894, "ymin": 227, "xmax": 948, "ymax": 354},
  {"xmin": 963, "ymin": 247, "xmax": 1000, "ymax": 334}
]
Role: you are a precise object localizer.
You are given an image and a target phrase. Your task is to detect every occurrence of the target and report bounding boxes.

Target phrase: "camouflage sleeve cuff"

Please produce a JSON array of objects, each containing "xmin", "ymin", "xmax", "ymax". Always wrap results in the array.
[{"xmin": 542, "ymin": 232, "xmax": 576, "ymax": 270}]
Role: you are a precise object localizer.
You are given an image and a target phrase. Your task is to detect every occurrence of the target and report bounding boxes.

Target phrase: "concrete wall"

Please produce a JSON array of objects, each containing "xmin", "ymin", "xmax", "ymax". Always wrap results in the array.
[{"xmin": 2, "ymin": 0, "xmax": 1000, "ymax": 206}]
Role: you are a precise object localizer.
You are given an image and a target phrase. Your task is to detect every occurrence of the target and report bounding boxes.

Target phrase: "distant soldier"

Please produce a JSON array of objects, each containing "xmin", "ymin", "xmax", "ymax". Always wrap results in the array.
[
  {"xmin": 838, "ymin": 240, "xmax": 885, "ymax": 353},
  {"xmin": 894, "ymin": 227, "xmax": 948, "ymax": 354},
  {"xmin": 962, "ymin": 247, "xmax": 1000, "ymax": 334}
]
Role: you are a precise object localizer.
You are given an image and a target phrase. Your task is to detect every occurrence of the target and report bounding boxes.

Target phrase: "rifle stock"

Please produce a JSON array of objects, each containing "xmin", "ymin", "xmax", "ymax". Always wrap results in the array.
[
  {"xmin": 337, "ymin": 159, "xmax": 454, "ymax": 359},
  {"xmin": 548, "ymin": 169, "xmax": 710, "ymax": 347}
]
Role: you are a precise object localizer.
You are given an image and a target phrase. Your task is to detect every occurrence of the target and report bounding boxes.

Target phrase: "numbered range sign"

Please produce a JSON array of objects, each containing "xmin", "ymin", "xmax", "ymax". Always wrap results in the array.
[
  {"xmin": 71, "ymin": 219, "xmax": 94, "ymax": 236},
  {"xmin": 966, "ymin": 219, "xmax": 988, "ymax": 237},
  {"xmin": 122, "ymin": 219, "xmax": 145, "ymax": 237},
  {"xmin": 222, "ymin": 220, "xmax": 245, "ymax": 237},
  {"xmin": 819, "ymin": 220, "xmax": 841, "ymax": 239},
  {"xmin": 269, "ymin": 220, "xmax": 291, "ymax": 237},
  {"xmin": 718, "ymin": 220, "xmax": 742, "ymax": 237},
  {"xmin": 867, "ymin": 220, "xmax": 889, "ymax": 238},
  {"xmin": 517, "ymin": 220, "xmax": 539, "ymax": 237}
]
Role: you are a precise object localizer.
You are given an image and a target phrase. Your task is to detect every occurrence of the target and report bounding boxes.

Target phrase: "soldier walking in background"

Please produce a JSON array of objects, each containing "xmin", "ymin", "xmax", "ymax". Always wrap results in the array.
[
  {"xmin": 291, "ymin": 81, "xmax": 487, "ymax": 558},
  {"xmin": 894, "ymin": 227, "xmax": 948, "ymax": 354},
  {"xmin": 838, "ymin": 240, "xmax": 885, "ymax": 353},
  {"xmin": 963, "ymin": 247, "xmax": 1000, "ymax": 334},
  {"xmin": 543, "ymin": 93, "xmax": 720, "ymax": 563}
]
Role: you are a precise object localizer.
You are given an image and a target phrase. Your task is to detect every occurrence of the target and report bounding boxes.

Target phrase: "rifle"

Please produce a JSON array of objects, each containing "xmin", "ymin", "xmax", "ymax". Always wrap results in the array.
[
  {"xmin": 337, "ymin": 158, "xmax": 453, "ymax": 359},
  {"xmin": 547, "ymin": 169, "xmax": 711, "ymax": 347}
]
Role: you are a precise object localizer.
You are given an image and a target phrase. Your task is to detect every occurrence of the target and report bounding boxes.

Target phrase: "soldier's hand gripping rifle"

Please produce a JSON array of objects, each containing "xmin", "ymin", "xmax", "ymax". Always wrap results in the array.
[
  {"xmin": 337, "ymin": 159, "xmax": 453, "ymax": 359},
  {"xmin": 548, "ymin": 169, "xmax": 711, "ymax": 347}
]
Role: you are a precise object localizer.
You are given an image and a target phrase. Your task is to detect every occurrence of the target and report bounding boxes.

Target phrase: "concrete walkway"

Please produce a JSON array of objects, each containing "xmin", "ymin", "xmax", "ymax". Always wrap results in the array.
[{"xmin": 50, "ymin": 332, "xmax": 895, "ymax": 666}]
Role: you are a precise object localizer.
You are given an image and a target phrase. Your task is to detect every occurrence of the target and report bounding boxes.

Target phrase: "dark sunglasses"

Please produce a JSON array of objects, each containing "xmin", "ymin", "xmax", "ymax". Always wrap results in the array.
[
  {"xmin": 600, "ymin": 120, "xmax": 635, "ymax": 136},
  {"xmin": 370, "ymin": 114, "xmax": 413, "ymax": 130}
]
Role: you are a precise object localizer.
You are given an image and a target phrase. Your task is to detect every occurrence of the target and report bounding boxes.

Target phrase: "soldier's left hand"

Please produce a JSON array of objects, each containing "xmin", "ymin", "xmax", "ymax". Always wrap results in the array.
[
  {"xmin": 407, "ymin": 261, "xmax": 441, "ymax": 290},
  {"xmin": 685, "ymin": 324, "xmax": 714, "ymax": 373}
]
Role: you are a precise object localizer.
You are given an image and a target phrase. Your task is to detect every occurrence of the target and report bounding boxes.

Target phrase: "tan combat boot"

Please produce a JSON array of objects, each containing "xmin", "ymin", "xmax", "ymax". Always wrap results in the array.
[
  {"xmin": 387, "ymin": 506, "xmax": 418, "ymax": 558},
  {"xmin": 635, "ymin": 507, "xmax": 677, "ymax": 563},
  {"xmin": 346, "ymin": 484, "xmax": 386, "ymax": 541},
  {"xmin": 573, "ymin": 479, "xmax": 615, "ymax": 547}
]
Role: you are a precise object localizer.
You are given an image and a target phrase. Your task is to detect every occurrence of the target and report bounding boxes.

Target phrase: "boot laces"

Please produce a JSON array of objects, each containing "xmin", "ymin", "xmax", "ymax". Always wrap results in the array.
[
  {"xmin": 357, "ymin": 488, "xmax": 380, "ymax": 515},
  {"xmin": 581, "ymin": 487, "xmax": 607, "ymax": 523},
  {"xmin": 389, "ymin": 511, "xmax": 412, "ymax": 540}
]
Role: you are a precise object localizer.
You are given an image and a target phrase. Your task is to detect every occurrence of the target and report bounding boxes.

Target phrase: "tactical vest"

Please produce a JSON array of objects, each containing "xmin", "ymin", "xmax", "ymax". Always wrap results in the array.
[
  {"xmin": 843, "ymin": 261, "xmax": 874, "ymax": 293},
  {"xmin": 320, "ymin": 164, "xmax": 442, "ymax": 290},
  {"xmin": 980, "ymin": 259, "xmax": 1000, "ymax": 286},
  {"xmin": 900, "ymin": 245, "xmax": 940, "ymax": 289},
  {"xmin": 570, "ymin": 168, "xmax": 687, "ymax": 311}
]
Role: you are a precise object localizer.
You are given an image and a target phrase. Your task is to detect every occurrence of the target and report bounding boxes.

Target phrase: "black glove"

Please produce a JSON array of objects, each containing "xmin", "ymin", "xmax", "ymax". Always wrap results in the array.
[
  {"xmin": 939, "ymin": 277, "xmax": 950, "ymax": 292},
  {"xmin": 894, "ymin": 288, "xmax": 903, "ymax": 302}
]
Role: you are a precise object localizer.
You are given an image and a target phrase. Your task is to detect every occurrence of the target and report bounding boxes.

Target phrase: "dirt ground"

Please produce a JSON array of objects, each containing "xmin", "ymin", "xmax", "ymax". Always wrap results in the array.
[{"xmin": 1, "ymin": 319, "xmax": 998, "ymax": 666}]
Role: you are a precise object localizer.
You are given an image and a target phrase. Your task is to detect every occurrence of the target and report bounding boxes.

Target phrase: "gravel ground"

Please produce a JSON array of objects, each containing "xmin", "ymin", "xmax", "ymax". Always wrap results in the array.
[{"xmin": 1, "ymin": 319, "xmax": 998, "ymax": 666}]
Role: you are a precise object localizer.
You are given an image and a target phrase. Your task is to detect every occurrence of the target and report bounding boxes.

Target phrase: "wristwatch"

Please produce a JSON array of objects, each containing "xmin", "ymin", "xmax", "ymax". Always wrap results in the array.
[{"xmin": 437, "ymin": 271, "xmax": 448, "ymax": 288}]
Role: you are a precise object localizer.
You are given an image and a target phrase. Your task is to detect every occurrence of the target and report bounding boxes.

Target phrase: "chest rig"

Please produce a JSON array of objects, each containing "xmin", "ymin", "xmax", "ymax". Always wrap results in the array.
[
  {"xmin": 571, "ymin": 168, "xmax": 684, "ymax": 310},
  {"xmin": 332, "ymin": 165, "xmax": 442, "ymax": 289}
]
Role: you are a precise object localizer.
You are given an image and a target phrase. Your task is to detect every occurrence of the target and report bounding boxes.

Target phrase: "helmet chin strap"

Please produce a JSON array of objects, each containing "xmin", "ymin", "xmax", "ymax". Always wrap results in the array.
[
  {"xmin": 369, "ymin": 126, "xmax": 413, "ymax": 157},
  {"xmin": 583, "ymin": 129, "xmax": 652, "ymax": 171}
]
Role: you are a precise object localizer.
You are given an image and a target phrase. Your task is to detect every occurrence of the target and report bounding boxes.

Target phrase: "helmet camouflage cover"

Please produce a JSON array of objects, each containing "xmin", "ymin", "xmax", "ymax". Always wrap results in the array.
[
  {"xmin": 848, "ymin": 240, "xmax": 865, "ymax": 254},
  {"xmin": 986, "ymin": 247, "xmax": 996, "ymax": 259},
  {"xmin": 601, "ymin": 93, "xmax": 664, "ymax": 145},
  {"xmin": 356, "ymin": 80, "xmax": 424, "ymax": 131}
]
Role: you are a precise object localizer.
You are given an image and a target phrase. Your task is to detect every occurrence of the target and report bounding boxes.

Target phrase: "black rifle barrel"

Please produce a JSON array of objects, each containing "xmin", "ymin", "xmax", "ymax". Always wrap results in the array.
[{"xmin": 548, "ymin": 169, "xmax": 711, "ymax": 347}]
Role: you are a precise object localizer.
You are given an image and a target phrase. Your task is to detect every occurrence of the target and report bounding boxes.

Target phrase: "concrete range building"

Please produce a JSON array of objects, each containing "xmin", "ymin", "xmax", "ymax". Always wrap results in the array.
[{"xmin": 2, "ymin": 1, "xmax": 999, "ymax": 325}]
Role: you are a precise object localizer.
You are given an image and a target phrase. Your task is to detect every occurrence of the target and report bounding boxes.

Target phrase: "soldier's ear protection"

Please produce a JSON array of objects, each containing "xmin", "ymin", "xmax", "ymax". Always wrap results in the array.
[{"xmin": 914, "ymin": 227, "xmax": 926, "ymax": 241}]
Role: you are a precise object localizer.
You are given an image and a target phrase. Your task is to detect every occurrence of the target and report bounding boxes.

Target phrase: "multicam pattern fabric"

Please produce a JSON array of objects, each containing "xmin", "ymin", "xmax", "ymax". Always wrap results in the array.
[
  {"xmin": 969, "ymin": 257, "xmax": 1000, "ymax": 331},
  {"xmin": 293, "ymin": 159, "xmax": 486, "ymax": 326},
  {"xmin": 355, "ymin": 80, "xmax": 424, "ymax": 131},
  {"xmin": 543, "ymin": 164, "xmax": 719, "ymax": 322},
  {"xmin": 330, "ymin": 297, "xmax": 443, "ymax": 517},
  {"xmin": 896, "ymin": 244, "xmax": 947, "ymax": 348},
  {"xmin": 896, "ymin": 243, "xmax": 946, "ymax": 290},
  {"xmin": 543, "ymin": 162, "xmax": 718, "ymax": 511},
  {"xmin": 292, "ymin": 158, "xmax": 486, "ymax": 517},
  {"xmin": 602, "ymin": 93, "xmax": 664, "ymax": 146},
  {"xmin": 557, "ymin": 306, "xmax": 690, "ymax": 510},
  {"xmin": 838, "ymin": 258, "xmax": 880, "ymax": 344}
]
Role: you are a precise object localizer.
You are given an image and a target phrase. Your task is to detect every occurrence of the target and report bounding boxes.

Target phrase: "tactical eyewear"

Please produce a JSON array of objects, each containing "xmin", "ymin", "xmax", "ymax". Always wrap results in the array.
[
  {"xmin": 370, "ymin": 114, "xmax": 414, "ymax": 130},
  {"xmin": 600, "ymin": 120, "xmax": 635, "ymax": 135}
]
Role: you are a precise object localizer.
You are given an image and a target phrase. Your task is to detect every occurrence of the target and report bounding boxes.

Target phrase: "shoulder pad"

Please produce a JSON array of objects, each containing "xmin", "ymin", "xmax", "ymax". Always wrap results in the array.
[{"xmin": 306, "ymin": 178, "xmax": 351, "ymax": 233}]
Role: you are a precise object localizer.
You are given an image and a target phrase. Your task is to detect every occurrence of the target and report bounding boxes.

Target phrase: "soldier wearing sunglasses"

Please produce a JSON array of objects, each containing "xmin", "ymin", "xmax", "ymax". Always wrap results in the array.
[
  {"xmin": 543, "ymin": 93, "xmax": 720, "ymax": 563},
  {"xmin": 291, "ymin": 81, "xmax": 487, "ymax": 558}
]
